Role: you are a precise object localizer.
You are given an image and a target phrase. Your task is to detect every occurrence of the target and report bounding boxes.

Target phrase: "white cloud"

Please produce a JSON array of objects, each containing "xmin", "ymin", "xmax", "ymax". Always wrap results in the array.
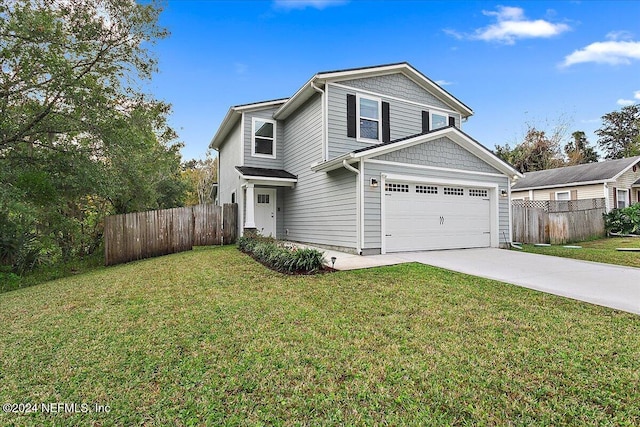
[
  {"xmin": 562, "ymin": 40, "xmax": 640, "ymax": 67},
  {"xmin": 617, "ymin": 99, "xmax": 636, "ymax": 106},
  {"xmin": 273, "ymin": 0, "xmax": 347, "ymax": 10},
  {"xmin": 634, "ymin": 90, "xmax": 640, "ymax": 100},
  {"xmin": 471, "ymin": 6, "xmax": 570, "ymax": 44},
  {"xmin": 606, "ymin": 30, "xmax": 634, "ymax": 41},
  {"xmin": 435, "ymin": 80, "xmax": 453, "ymax": 86}
]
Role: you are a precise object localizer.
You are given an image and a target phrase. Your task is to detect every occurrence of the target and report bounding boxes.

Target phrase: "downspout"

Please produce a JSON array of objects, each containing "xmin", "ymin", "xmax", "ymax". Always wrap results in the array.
[
  {"xmin": 342, "ymin": 160, "xmax": 362, "ymax": 255},
  {"xmin": 310, "ymin": 81, "xmax": 326, "ymax": 161}
]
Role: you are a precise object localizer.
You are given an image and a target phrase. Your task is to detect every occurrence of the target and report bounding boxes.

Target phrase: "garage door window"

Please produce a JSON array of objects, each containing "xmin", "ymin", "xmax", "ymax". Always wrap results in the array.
[
  {"xmin": 416, "ymin": 185, "xmax": 438, "ymax": 194},
  {"xmin": 444, "ymin": 187, "xmax": 464, "ymax": 196},
  {"xmin": 385, "ymin": 183, "xmax": 409, "ymax": 192},
  {"xmin": 469, "ymin": 189, "xmax": 488, "ymax": 197}
]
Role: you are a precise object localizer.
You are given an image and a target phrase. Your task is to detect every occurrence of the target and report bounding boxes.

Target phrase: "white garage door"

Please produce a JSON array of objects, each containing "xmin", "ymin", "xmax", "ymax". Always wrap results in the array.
[{"xmin": 384, "ymin": 182, "xmax": 491, "ymax": 252}]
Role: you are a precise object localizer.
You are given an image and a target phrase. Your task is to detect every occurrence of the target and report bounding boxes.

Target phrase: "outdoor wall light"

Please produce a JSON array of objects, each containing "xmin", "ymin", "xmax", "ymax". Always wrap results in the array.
[
  {"xmin": 500, "ymin": 189, "xmax": 508, "ymax": 197},
  {"xmin": 370, "ymin": 178, "xmax": 379, "ymax": 187}
]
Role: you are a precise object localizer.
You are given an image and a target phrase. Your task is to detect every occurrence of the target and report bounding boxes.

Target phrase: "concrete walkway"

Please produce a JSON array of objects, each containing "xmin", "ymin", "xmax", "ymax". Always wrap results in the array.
[{"xmin": 304, "ymin": 242, "xmax": 640, "ymax": 315}]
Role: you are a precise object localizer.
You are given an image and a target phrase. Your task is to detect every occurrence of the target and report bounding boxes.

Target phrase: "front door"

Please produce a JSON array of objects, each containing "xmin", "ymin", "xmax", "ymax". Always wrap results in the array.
[{"xmin": 254, "ymin": 188, "xmax": 276, "ymax": 237}]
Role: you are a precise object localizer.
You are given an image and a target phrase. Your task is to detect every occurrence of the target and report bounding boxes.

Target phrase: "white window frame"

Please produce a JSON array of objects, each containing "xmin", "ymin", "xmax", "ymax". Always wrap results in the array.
[
  {"xmin": 430, "ymin": 110, "xmax": 449, "ymax": 131},
  {"xmin": 617, "ymin": 188, "xmax": 629, "ymax": 209},
  {"xmin": 555, "ymin": 191, "xmax": 570, "ymax": 201},
  {"xmin": 356, "ymin": 93, "xmax": 382, "ymax": 143},
  {"xmin": 251, "ymin": 117, "xmax": 276, "ymax": 159}
]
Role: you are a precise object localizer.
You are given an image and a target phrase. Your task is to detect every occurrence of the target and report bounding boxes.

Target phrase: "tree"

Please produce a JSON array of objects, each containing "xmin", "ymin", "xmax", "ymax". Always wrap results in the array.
[
  {"xmin": 564, "ymin": 131, "xmax": 599, "ymax": 165},
  {"xmin": 596, "ymin": 104, "xmax": 640, "ymax": 159},
  {"xmin": 495, "ymin": 126, "xmax": 565, "ymax": 173},
  {"xmin": 0, "ymin": 0, "xmax": 167, "ymax": 153},
  {"xmin": 0, "ymin": 0, "xmax": 184, "ymax": 271},
  {"xmin": 182, "ymin": 153, "xmax": 219, "ymax": 206}
]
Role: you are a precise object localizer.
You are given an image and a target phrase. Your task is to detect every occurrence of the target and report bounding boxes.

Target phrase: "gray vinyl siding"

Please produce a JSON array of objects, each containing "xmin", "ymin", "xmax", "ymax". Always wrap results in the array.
[
  {"xmin": 243, "ymin": 106, "xmax": 285, "ymax": 169},
  {"xmin": 327, "ymin": 80, "xmax": 461, "ymax": 160},
  {"xmin": 340, "ymin": 74, "xmax": 452, "ymax": 110},
  {"xmin": 276, "ymin": 187, "xmax": 285, "ymax": 238},
  {"xmin": 282, "ymin": 93, "xmax": 357, "ymax": 249},
  {"xmin": 217, "ymin": 121, "xmax": 242, "ymax": 206},
  {"xmin": 376, "ymin": 137, "xmax": 501, "ymax": 175},
  {"xmin": 362, "ymin": 138, "xmax": 510, "ymax": 251}
]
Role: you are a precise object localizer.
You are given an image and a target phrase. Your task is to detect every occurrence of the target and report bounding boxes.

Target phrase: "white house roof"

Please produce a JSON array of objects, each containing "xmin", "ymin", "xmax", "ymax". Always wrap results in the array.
[
  {"xmin": 512, "ymin": 156, "xmax": 640, "ymax": 191},
  {"xmin": 273, "ymin": 62, "xmax": 474, "ymax": 121},
  {"xmin": 311, "ymin": 126, "xmax": 522, "ymax": 179}
]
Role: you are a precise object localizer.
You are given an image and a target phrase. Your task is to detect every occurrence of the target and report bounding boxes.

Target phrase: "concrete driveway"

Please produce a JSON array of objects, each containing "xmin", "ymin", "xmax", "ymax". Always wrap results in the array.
[{"xmin": 395, "ymin": 248, "xmax": 640, "ymax": 315}]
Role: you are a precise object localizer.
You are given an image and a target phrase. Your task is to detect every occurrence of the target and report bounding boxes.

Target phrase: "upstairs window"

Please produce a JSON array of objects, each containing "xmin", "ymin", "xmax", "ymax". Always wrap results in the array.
[
  {"xmin": 252, "ymin": 118, "xmax": 276, "ymax": 158},
  {"xmin": 431, "ymin": 111, "xmax": 449, "ymax": 130},
  {"xmin": 357, "ymin": 94, "xmax": 381, "ymax": 142}
]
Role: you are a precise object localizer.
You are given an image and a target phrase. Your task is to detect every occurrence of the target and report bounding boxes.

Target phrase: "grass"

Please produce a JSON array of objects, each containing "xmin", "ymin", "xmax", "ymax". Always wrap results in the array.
[
  {"xmin": 520, "ymin": 237, "xmax": 640, "ymax": 268},
  {"xmin": 1, "ymin": 246, "xmax": 639, "ymax": 426}
]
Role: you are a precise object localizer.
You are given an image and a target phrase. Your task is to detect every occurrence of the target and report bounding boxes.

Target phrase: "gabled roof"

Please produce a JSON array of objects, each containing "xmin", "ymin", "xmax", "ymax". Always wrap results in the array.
[
  {"xmin": 273, "ymin": 62, "xmax": 473, "ymax": 121},
  {"xmin": 311, "ymin": 126, "xmax": 522, "ymax": 179},
  {"xmin": 512, "ymin": 156, "xmax": 640, "ymax": 191},
  {"xmin": 209, "ymin": 98, "xmax": 288, "ymax": 150}
]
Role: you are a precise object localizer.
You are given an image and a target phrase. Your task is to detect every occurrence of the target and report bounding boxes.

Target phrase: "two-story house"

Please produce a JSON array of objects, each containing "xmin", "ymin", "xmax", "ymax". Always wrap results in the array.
[{"xmin": 210, "ymin": 63, "xmax": 522, "ymax": 255}]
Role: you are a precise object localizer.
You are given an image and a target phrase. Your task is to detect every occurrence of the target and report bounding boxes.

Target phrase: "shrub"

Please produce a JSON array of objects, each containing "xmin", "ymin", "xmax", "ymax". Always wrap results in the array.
[
  {"xmin": 237, "ymin": 236, "xmax": 326, "ymax": 274},
  {"xmin": 604, "ymin": 204, "xmax": 640, "ymax": 235}
]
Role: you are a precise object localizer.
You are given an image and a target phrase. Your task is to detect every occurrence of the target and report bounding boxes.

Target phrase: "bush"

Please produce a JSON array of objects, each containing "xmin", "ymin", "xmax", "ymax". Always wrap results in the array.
[
  {"xmin": 237, "ymin": 236, "xmax": 326, "ymax": 274},
  {"xmin": 604, "ymin": 204, "xmax": 640, "ymax": 235}
]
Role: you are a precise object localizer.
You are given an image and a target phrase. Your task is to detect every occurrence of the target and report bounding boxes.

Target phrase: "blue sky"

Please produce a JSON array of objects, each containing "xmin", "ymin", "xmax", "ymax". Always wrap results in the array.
[{"xmin": 149, "ymin": 0, "xmax": 640, "ymax": 161}]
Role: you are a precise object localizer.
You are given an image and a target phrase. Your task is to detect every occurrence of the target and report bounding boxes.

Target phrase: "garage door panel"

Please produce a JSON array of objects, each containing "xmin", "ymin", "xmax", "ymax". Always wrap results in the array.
[{"xmin": 385, "ymin": 181, "xmax": 491, "ymax": 252}]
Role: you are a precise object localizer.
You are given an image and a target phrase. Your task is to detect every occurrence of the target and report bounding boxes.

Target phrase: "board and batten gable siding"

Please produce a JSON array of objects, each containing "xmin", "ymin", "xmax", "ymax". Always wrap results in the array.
[
  {"xmin": 326, "ymin": 74, "xmax": 462, "ymax": 160},
  {"xmin": 218, "ymin": 121, "xmax": 242, "ymax": 205},
  {"xmin": 362, "ymin": 138, "xmax": 510, "ymax": 251},
  {"xmin": 282, "ymin": 93, "xmax": 357, "ymax": 250},
  {"xmin": 512, "ymin": 184, "xmax": 605, "ymax": 201},
  {"xmin": 242, "ymin": 106, "xmax": 285, "ymax": 169}
]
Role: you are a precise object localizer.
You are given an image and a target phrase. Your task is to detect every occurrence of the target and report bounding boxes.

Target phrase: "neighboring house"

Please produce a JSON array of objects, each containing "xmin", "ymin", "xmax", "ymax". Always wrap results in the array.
[
  {"xmin": 511, "ymin": 156, "xmax": 640, "ymax": 211},
  {"xmin": 210, "ymin": 62, "xmax": 522, "ymax": 255}
]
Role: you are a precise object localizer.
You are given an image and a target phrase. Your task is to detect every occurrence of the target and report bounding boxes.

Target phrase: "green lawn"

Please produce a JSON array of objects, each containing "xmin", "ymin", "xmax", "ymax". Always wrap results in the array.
[
  {"xmin": 1, "ymin": 246, "xmax": 639, "ymax": 426},
  {"xmin": 520, "ymin": 237, "xmax": 640, "ymax": 268}
]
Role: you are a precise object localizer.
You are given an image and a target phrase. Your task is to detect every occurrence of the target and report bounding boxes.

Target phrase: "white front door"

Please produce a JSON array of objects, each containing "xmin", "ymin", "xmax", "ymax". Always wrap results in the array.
[{"xmin": 254, "ymin": 188, "xmax": 276, "ymax": 237}]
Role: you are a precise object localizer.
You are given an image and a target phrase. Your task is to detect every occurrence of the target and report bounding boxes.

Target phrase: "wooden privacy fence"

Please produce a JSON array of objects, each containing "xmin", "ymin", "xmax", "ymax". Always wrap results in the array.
[
  {"xmin": 104, "ymin": 203, "xmax": 237, "ymax": 266},
  {"xmin": 512, "ymin": 198, "xmax": 606, "ymax": 244}
]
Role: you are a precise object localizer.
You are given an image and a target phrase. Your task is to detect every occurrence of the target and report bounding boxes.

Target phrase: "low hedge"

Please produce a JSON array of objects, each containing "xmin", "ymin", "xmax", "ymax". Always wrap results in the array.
[{"xmin": 237, "ymin": 235, "xmax": 326, "ymax": 274}]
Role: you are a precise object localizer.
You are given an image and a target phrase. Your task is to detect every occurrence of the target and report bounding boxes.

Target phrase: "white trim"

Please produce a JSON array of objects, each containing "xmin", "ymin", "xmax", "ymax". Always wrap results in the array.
[
  {"xmin": 240, "ymin": 113, "xmax": 245, "ymax": 165},
  {"xmin": 508, "ymin": 183, "xmax": 513, "ymax": 244},
  {"xmin": 329, "ymin": 82, "xmax": 462, "ymax": 116},
  {"xmin": 380, "ymin": 173, "xmax": 387, "ymax": 254},
  {"xmin": 356, "ymin": 93, "xmax": 382, "ymax": 144},
  {"xmin": 250, "ymin": 117, "xmax": 277, "ymax": 159},
  {"xmin": 380, "ymin": 173, "xmax": 500, "ymax": 253},
  {"xmin": 324, "ymin": 84, "xmax": 329, "ymax": 161},
  {"xmin": 239, "ymin": 175, "xmax": 297, "ymax": 184},
  {"xmin": 365, "ymin": 159, "xmax": 505, "ymax": 178},
  {"xmin": 555, "ymin": 190, "xmax": 571, "ymax": 201},
  {"xmin": 244, "ymin": 184, "xmax": 256, "ymax": 229},
  {"xmin": 234, "ymin": 99, "xmax": 288, "ymax": 112},
  {"xmin": 528, "ymin": 189, "xmax": 534, "ymax": 200},
  {"xmin": 359, "ymin": 158, "xmax": 365, "ymax": 253},
  {"xmin": 604, "ymin": 183, "xmax": 610, "ymax": 212}
]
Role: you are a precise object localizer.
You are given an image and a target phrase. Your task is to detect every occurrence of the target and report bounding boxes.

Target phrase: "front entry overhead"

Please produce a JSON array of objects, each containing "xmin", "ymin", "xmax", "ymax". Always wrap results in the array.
[{"xmin": 384, "ymin": 181, "xmax": 492, "ymax": 252}]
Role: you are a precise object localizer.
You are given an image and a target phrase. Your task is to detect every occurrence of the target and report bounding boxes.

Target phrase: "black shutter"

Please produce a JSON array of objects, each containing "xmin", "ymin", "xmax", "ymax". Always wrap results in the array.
[
  {"xmin": 347, "ymin": 94, "xmax": 356, "ymax": 138},
  {"xmin": 448, "ymin": 116, "xmax": 456, "ymax": 127},
  {"xmin": 421, "ymin": 110, "xmax": 430, "ymax": 133},
  {"xmin": 382, "ymin": 101, "xmax": 390, "ymax": 143}
]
